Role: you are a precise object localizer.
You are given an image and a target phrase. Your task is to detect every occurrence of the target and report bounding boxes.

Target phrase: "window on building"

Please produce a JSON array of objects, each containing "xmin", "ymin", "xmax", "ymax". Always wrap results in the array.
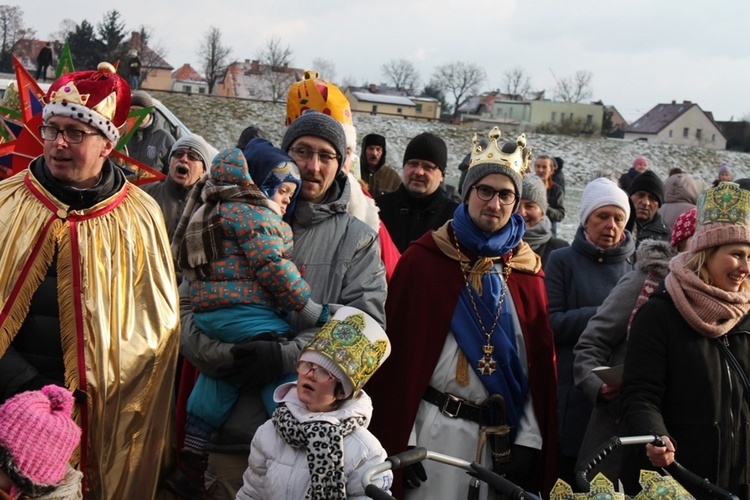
[
  {"xmin": 509, "ymin": 108, "xmax": 513, "ymax": 118},
  {"xmin": 372, "ymin": 105, "xmax": 378, "ymax": 114},
  {"xmin": 696, "ymin": 129, "xmax": 702, "ymax": 140},
  {"xmin": 199, "ymin": 88, "xmax": 205, "ymax": 94},
  {"xmin": 586, "ymin": 114, "xmax": 593, "ymax": 124},
  {"xmin": 397, "ymin": 107, "xmax": 403, "ymax": 114},
  {"xmin": 669, "ymin": 130, "xmax": 673, "ymax": 137},
  {"xmin": 561, "ymin": 112, "xmax": 566, "ymax": 121},
  {"xmin": 182, "ymin": 85, "xmax": 191, "ymax": 92},
  {"xmin": 551, "ymin": 112, "xmax": 556, "ymax": 122},
  {"xmin": 415, "ymin": 104, "xmax": 423, "ymax": 113},
  {"xmin": 683, "ymin": 128, "xmax": 689, "ymax": 138},
  {"xmin": 712, "ymin": 134, "xmax": 716, "ymax": 142}
]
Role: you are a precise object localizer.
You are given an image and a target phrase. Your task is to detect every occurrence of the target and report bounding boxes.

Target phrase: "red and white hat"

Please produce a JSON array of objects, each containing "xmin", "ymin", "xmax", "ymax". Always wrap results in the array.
[{"xmin": 43, "ymin": 62, "xmax": 131, "ymax": 143}]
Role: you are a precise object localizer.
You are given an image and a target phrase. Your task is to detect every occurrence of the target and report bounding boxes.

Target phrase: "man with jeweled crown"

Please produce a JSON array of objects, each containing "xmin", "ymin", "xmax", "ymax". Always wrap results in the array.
[
  {"xmin": 368, "ymin": 127, "xmax": 558, "ymax": 499},
  {"xmin": 0, "ymin": 62, "xmax": 179, "ymax": 498}
]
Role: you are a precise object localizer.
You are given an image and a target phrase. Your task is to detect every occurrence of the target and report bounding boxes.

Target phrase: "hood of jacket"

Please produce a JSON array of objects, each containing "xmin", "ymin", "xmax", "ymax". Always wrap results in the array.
[
  {"xmin": 635, "ymin": 238, "xmax": 674, "ymax": 276},
  {"xmin": 664, "ymin": 173, "xmax": 700, "ymax": 205},
  {"xmin": 274, "ymin": 381, "xmax": 374, "ymax": 426},
  {"xmin": 293, "ymin": 171, "xmax": 351, "ymax": 228}
]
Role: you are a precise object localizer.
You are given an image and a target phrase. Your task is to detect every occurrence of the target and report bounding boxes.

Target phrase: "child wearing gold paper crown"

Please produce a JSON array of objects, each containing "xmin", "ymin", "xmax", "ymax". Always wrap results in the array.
[{"xmin": 236, "ymin": 306, "xmax": 393, "ymax": 500}]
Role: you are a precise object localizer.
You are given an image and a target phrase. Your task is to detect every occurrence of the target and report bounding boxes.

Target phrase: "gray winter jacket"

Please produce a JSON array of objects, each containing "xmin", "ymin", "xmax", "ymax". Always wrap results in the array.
[
  {"xmin": 572, "ymin": 239, "xmax": 674, "ymax": 480},
  {"xmin": 180, "ymin": 172, "xmax": 386, "ymax": 453},
  {"xmin": 126, "ymin": 114, "xmax": 175, "ymax": 172}
]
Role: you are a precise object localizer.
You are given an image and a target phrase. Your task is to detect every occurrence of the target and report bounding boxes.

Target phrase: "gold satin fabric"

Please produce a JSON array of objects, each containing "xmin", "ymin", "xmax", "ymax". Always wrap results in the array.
[{"xmin": 0, "ymin": 169, "xmax": 180, "ymax": 499}]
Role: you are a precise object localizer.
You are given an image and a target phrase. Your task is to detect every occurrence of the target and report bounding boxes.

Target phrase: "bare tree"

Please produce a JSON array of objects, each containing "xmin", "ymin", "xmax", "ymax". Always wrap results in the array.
[
  {"xmin": 501, "ymin": 67, "xmax": 531, "ymax": 100},
  {"xmin": 432, "ymin": 61, "xmax": 486, "ymax": 119},
  {"xmin": 552, "ymin": 69, "xmax": 593, "ymax": 103},
  {"xmin": 381, "ymin": 59, "xmax": 419, "ymax": 93},
  {"xmin": 49, "ymin": 19, "xmax": 76, "ymax": 42},
  {"xmin": 0, "ymin": 5, "xmax": 34, "ymax": 72},
  {"xmin": 311, "ymin": 57, "xmax": 336, "ymax": 83},
  {"xmin": 256, "ymin": 36, "xmax": 294, "ymax": 103},
  {"xmin": 132, "ymin": 26, "xmax": 170, "ymax": 88},
  {"xmin": 198, "ymin": 26, "xmax": 231, "ymax": 94}
]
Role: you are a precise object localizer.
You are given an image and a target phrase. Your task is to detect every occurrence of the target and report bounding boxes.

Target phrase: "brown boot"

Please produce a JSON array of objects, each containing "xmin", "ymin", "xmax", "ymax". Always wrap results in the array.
[{"xmin": 163, "ymin": 450, "xmax": 213, "ymax": 499}]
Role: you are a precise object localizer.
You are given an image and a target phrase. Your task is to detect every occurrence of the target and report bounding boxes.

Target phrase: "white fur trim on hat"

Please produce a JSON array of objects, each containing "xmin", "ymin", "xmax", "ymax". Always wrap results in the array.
[
  {"xmin": 580, "ymin": 177, "xmax": 630, "ymax": 225},
  {"xmin": 43, "ymin": 102, "xmax": 119, "ymax": 143}
]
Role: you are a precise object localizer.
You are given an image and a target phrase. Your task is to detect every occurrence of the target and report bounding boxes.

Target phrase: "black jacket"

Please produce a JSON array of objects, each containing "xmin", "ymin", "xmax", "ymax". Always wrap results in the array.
[
  {"xmin": 376, "ymin": 185, "xmax": 458, "ymax": 253},
  {"xmin": 621, "ymin": 283, "xmax": 750, "ymax": 498},
  {"xmin": 0, "ymin": 158, "xmax": 125, "ymax": 401}
]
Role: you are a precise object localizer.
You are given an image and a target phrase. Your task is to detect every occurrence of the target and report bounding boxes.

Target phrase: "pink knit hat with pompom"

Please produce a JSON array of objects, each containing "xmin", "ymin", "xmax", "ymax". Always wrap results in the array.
[{"xmin": 0, "ymin": 385, "xmax": 81, "ymax": 495}]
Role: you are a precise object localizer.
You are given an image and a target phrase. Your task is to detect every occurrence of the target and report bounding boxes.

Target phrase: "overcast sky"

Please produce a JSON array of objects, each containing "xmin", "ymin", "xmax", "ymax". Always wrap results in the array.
[{"xmin": 25, "ymin": 0, "xmax": 750, "ymax": 123}]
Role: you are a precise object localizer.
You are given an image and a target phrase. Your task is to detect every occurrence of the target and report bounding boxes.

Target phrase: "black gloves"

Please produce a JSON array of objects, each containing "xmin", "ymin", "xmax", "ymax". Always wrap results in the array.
[
  {"xmin": 402, "ymin": 448, "xmax": 428, "ymax": 489},
  {"xmin": 217, "ymin": 338, "xmax": 283, "ymax": 387}
]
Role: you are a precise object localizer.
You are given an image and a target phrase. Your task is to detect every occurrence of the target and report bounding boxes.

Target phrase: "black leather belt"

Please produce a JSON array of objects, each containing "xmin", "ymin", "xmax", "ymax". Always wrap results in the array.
[{"xmin": 423, "ymin": 386, "xmax": 486, "ymax": 423}]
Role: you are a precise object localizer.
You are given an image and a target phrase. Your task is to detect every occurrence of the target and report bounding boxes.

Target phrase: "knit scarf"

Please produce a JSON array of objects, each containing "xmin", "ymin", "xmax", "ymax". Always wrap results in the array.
[
  {"xmin": 272, "ymin": 403, "xmax": 365, "ymax": 500},
  {"xmin": 523, "ymin": 216, "xmax": 552, "ymax": 250},
  {"xmin": 171, "ymin": 173, "xmax": 278, "ymax": 279},
  {"xmin": 440, "ymin": 205, "xmax": 529, "ymax": 430},
  {"xmin": 665, "ymin": 252, "xmax": 750, "ymax": 338}
]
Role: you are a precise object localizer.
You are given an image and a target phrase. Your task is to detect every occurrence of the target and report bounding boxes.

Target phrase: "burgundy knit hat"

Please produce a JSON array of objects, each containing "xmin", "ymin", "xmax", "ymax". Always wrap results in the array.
[
  {"xmin": 0, "ymin": 385, "xmax": 81, "ymax": 494},
  {"xmin": 670, "ymin": 208, "xmax": 697, "ymax": 249}
]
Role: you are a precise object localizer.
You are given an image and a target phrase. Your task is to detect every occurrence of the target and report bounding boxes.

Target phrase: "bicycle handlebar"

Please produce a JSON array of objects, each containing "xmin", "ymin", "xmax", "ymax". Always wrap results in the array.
[{"xmin": 575, "ymin": 435, "xmax": 739, "ymax": 500}]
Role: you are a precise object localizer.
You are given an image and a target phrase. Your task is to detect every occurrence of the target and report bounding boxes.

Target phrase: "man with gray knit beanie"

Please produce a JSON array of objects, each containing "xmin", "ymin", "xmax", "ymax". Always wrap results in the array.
[
  {"xmin": 143, "ymin": 133, "xmax": 214, "ymax": 241},
  {"xmin": 178, "ymin": 110, "xmax": 386, "ymax": 498},
  {"xmin": 376, "ymin": 132, "xmax": 458, "ymax": 253}
]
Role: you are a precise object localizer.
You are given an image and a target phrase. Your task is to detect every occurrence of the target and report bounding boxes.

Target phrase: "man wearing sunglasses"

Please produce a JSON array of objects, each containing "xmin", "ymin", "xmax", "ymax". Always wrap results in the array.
[
  {"xmin": 143, "ymin": 133, "xmax": 214, "ymax": 240},
  {"xmin": 0, "ymin": 64, "xmax": 179, "ymax": 497},
  {"xmin": 368, "ymin": 128, "xmax": 558, "ymax": 499}
]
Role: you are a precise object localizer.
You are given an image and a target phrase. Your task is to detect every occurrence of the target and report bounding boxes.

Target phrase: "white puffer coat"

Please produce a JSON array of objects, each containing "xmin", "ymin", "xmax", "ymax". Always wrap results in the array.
[{"xmin": 236, "ymin": 383, "xmax": 392, "ymax": 499}]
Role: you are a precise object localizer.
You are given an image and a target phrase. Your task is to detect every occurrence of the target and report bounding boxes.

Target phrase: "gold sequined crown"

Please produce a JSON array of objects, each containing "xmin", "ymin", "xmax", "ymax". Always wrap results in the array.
[
  {"xmin": 469, "ymin": 126, "xmax": 531, "ymax": 178},
  {"xmin": 549, "ymin": 471, "xmax": 691, "ymax": 500},
  {"xmin": 696, "ymin": 181, "xmax": 750, "ymax": 227},
  {"xmin": 304, "ymin": 307, "xmax": 390, "ymax": 394}
]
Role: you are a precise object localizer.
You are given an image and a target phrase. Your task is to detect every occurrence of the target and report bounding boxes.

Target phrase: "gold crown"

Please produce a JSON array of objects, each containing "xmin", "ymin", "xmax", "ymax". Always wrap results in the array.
[
  {"xmin": 469, "ymin": 126, "xmax": 531, "ymax": 178},
  {"xmin": 697, "ymin": 181, "xmax": 750, "ymax": 227},
  {"xmin": 306, "ymin": 311, "xmax": 389, "ymax": 392},
  {"xmin": 549, "ymin": 471, "xmax": 690, "ymax": 500}
]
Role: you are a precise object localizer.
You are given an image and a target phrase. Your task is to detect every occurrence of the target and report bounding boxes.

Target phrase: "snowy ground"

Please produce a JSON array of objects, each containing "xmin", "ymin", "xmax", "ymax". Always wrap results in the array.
[{"xmin": 155, "ymin": 91, "xmax": 750, "ymax": 242}]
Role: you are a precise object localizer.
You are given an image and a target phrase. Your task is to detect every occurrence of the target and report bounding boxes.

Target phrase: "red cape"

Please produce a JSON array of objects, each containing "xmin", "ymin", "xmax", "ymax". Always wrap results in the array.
[{"xmin": 367, "ymin": 229, "xmax": 558, "ymax": 497}]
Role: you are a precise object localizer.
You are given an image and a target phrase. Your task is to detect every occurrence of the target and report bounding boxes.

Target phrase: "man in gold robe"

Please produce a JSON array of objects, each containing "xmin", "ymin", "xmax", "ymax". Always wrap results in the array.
[{"xmin": 0, "ymin": 63, "xmax": 179, "ymax": 498}]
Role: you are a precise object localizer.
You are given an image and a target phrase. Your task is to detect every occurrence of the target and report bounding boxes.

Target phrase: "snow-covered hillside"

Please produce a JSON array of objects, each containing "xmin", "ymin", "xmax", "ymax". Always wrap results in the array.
[{"xmin": 155, "ymin": 91, "xmax": 750, "ymax": 241}]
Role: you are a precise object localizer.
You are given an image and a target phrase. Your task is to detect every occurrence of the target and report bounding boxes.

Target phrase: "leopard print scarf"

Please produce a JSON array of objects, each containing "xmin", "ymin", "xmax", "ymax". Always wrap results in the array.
[{"xmin": 272, "ymin": 403, "xmax": 366, "ymax": 500}]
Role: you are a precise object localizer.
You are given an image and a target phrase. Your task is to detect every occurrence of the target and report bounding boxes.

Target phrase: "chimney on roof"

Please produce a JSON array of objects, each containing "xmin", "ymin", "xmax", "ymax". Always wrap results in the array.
[
  {"xmin": 131, "ymin": 31, "xmax": 141, "ymax": 49},
  {"xmin": 671, "ymin": 100, "xmax": 676, "ymax": 105},
  {"xmin": 683, "ymin": 100, "xmax": 691, "ymax": 104},
  {"xmin": 369, "ymin": 83, "xmax": 377, "ymax": 93}
]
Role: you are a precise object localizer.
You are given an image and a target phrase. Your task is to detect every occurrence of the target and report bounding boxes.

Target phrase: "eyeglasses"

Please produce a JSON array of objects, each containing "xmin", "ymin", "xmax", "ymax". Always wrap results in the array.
[
  {"xmin": 472, "ymin": 185, "xmax": 518, "ymax": 205},
  {"xmin": 404, "ymin": 159, "xmax": 440, "ymax": 173},
  {"xmin": 39, "ymin": 125, "xmax": 101, "ymax": 144},
  {"xmin": 288, "ymin": 146, "xmax": 340, "ymax": 165},
  {"xmin": 171, "ymin": 149, "xmax": 203, "ymax": 162},
  {"xmin": 296, "ymin": 360, "xmax": 339, "ymax": 383}
]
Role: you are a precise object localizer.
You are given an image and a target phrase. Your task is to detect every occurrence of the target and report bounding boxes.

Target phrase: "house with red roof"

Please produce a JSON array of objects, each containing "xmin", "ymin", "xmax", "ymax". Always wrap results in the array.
[{"xmin": 172, "ymin": 64, "xmax": 207, "ymax": 94}]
